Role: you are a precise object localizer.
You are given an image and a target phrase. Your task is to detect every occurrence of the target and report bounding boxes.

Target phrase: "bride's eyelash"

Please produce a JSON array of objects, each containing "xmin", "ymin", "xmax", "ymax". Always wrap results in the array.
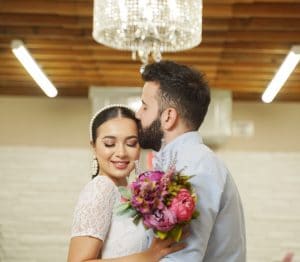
[
  {"xmin": 127, "ymin": 141, "xmax": 138, "ymax": 147},
  {"xmin": 104, "ymin": 143, "xmax": 114, "ymax": 147},
  {"xmin": 103, "ymin": 140, "xmax": 138, "ymax": 148}
]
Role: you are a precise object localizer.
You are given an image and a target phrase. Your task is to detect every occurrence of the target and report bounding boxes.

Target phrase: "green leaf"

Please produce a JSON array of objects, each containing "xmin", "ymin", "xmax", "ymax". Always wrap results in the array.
[
  {"xmin": 155, "ymin": 230, "xmax": 168, "ymax": 240},
  {"xmin": 118, "ymin": 186, "xmax": 132, "ymax": 199},
  {"xmin": 127, "ymin": 208, "xmax": 138, "ymax": 217},
  {"xmin": 114, "ymin": 202, "xmax": 131, "ymax": 215},
  {"xmin": 169, "ymin": 226, "xmax": 183, "ymax": 242},
  {"xmin": 188, "ymin": 174, "xmax": 196, "ymax": 180},
  {"xmin": 132, "ymin": 214, "xmax": 141, "ymax": 225},
  {"xmin": 192, "ymin": 210, "xmax": 200, "ymax": 219}
]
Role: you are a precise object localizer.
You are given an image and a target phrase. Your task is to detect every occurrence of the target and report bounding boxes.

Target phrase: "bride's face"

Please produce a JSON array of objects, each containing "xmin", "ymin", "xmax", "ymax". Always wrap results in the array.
[{"xmin": 93, "ymin": 117, "xmax": 140, "ymax": 186}]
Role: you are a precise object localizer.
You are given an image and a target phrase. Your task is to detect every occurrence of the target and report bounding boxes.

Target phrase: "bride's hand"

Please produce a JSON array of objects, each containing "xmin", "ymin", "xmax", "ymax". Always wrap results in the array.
[{"xmin": 144, "ymin": 235, "xmax": 187, "ymax": 262}]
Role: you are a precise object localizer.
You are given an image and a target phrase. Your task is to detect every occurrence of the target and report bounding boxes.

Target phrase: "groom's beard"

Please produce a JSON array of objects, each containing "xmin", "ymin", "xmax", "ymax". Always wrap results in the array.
[{"xmin": 138, "ymin": 118, "xmax": 164, "ymax": 152}]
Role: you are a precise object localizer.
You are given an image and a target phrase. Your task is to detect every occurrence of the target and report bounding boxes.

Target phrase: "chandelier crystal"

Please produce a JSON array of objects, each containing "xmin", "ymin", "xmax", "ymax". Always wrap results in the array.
[{"xmin": 93, "ymin": 0, "xmax": 202, "ymax": 65}]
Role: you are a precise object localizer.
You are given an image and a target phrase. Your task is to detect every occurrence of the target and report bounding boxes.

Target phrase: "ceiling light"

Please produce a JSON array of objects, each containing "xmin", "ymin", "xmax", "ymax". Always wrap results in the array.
[
  {"xmin": 93, "ymin": 0, "xmax": 202, "ymax": 66},
  {"xmin": 262, "ymin": 45, "xmax": 300, "ymax": 103},
  {"xmin": 11, "ymin": 40, "xmax": 58, "ymax": 98}
]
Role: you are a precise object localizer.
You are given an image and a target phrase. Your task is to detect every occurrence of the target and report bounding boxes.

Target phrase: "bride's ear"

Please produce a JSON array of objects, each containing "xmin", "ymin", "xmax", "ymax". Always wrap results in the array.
[{"xmin": 161, "ymin": 107, "xmax": 178, "ymax": 130}]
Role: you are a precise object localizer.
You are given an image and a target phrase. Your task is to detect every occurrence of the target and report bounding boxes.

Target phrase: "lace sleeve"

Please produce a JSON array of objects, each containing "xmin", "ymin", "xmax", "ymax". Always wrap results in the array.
[{"xmin": 71, "ymin": 176, "xmax": 117, "ymax": 241}]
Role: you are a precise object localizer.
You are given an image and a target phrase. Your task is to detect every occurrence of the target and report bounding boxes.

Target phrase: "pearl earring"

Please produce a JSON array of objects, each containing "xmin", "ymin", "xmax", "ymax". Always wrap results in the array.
[{"xmin": 91, "ymin": 156, "xmax": 99, "ymax": 177}]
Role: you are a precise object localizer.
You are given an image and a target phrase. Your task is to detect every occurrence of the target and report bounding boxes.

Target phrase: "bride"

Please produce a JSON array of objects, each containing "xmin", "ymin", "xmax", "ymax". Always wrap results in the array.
[{"xmin": 67, "ymin": 105, "xmax": 186, "ymax": 262}]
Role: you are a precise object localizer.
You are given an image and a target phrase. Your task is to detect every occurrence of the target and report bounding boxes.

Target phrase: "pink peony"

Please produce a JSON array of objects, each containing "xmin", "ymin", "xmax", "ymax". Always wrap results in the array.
[
  {"xmin": 170, "ymin": 188, "xmax": 196, "ymax": 223},
  {"xmin": 143, "ymin": 207, "xmax": 177, "ymax": 232}
]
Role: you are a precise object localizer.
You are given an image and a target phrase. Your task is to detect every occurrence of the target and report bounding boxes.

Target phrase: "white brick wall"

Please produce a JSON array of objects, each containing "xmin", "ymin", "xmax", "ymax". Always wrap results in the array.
[
  {"xmin": 218, "ymin": 151, "xmax": 300, "ymax": 262},
  {"xmin": 1, "ymin": 147, "xmax": 299, "ymax": 261},
  {"xmin": 0, "ymin": 146, "xmax": 90, "ymax": 262}
]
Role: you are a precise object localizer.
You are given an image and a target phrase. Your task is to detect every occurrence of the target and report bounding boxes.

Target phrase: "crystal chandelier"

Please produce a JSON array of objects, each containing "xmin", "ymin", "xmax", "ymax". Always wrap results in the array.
[{"xmin": 93, "ymin": 0, "xmax": 202, "ymax": 66}]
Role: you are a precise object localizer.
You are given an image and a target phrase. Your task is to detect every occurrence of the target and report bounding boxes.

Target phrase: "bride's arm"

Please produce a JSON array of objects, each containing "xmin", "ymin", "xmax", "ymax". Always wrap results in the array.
[
  {"xmin": 67, "ymin": 236, "xmax": 102, "ymax": 262},
  {"xmin": 67, "ymin": 234, "xmax": 186, "ymax": 262}
]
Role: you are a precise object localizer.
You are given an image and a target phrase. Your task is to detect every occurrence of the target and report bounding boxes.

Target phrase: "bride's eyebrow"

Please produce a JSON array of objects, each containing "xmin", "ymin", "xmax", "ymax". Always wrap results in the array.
[
  {"xmin": 102, "ymin": 136, "xmax": 116, "ymax": 140},
  {"xmin": 126, "ymin": 136, "xmax": 138, "ymax": 140},
  {"xmin": 101, "ymin": 136, "xmax": 138, "ymax": 140}
]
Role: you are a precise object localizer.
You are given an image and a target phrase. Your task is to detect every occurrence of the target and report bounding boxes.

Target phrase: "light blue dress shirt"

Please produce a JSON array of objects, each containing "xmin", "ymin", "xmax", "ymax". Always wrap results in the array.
[{"xmin": 153, "ymin": 132, "xmax": 246, "ymax": 262}]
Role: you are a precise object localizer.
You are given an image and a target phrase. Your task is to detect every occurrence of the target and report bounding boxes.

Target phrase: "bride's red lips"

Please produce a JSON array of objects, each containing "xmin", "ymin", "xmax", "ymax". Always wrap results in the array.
[{"xmin": 111, "ymin": 160, "xmax": 130, "ymax": 169}]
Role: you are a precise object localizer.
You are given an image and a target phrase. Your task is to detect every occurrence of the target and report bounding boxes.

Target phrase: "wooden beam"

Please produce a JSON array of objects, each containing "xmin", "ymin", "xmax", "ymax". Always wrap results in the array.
[
  {"xmin": 0, "ymin": 0, "xmax": 92, "ymax": 16},
  {"xmin": 1, "ymin": 1, "xmax": 300, "ymax": 19},
  {"xmin": 233, "ymin": 92, "xmax": 300, "ymax": 102},
  {"xmin": 0, "ymin": 86, "xmax": 88, "ymax": 97},
  {"xmin": 232, "ymin": 3, "xmax": 300, "ymax": 18},
  {"xmin": 0, "ymin": 14, "xmax": 91, "ymax": 28},
  {"xmin": 228, "ymin": 17, "xmax": 300, "ymax": 31},
  {"xmin": 0, "ymin": 35, "xmax": 296, "ymax": 55},
  {"xmin": 203, "ymin": 31, "xmax": 300, "ymax": 42}
]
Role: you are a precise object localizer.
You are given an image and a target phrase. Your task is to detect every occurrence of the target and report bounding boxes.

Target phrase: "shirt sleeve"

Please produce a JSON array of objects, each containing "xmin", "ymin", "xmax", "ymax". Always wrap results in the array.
[{"xmin": 71, "ymin": 176, "xmax": 117, "ymax": 241}]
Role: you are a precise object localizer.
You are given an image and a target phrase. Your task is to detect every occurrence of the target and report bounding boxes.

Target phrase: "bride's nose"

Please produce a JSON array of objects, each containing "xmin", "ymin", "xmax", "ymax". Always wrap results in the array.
[{"xmin": 115, "ymin": 144, "xmax": 126, "ymax": 157}]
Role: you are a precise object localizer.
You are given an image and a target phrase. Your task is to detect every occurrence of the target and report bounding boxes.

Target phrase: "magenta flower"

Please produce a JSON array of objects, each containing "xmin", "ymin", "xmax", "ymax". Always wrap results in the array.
[
  {"xmin": 138, "ymin": 170, "xmax": 164, "ymax": 182},
  {"xmin": 170, "ymin": 188, "xmax": 196, "ymax": 223},
  {"xmin": 117, "ymin": 168, "xmax": 199, "ymax": 241},
  {"xmin": 143, "ymin": 207, "xmax": 177, "ymax": 232},
  {"xmin": 130, "ymin": 171, "xmax": 165, "ymax": 214},
  {"xmin": 160, "ymin": 167, "xmax": 174, "ymax": 197}
]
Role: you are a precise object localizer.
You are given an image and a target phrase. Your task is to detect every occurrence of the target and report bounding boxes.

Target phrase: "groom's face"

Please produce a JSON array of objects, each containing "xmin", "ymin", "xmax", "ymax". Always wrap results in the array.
[{"xmin": 135, "ymin": 81, "xmax": 164, "ymax": 151}]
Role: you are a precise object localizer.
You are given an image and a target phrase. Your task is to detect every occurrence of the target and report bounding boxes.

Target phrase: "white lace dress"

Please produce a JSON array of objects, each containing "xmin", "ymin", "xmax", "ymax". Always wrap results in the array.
[{"xmin": 71, "ymin": 175, "xmax": 149, "ymax": 258}]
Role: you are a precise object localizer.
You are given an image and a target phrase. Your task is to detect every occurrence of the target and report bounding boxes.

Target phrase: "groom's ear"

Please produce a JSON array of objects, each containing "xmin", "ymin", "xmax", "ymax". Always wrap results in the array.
[{"xmin": 161, "ymin": 107, "xmax": 178, "ymax": 130}]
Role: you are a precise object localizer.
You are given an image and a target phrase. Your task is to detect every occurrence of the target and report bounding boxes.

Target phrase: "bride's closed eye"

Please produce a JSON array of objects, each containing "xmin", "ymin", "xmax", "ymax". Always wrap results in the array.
[
  {"xmin": 101, "ymin": 137, "xmax": 138, "ymax": 148},
  {"xmin": 102, "ymin": 138, "xmax": 115, "ymax": 147},
  {"xmin": 104, "ymin": 143, "xmax": 115, "ymax": 147},
  {"xmin": 125, "ymin": 137, "xmax": 139, "ymax": 147},
  {"xmin": 126, "ymin": 140, "xmax": 138, "ymax": 147}
]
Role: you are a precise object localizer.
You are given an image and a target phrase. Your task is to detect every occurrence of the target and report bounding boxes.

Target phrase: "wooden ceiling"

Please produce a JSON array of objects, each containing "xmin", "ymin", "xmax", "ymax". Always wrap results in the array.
[{"xmin": 1, "ymin": 0, "xmax": 300, "ymax": 102}]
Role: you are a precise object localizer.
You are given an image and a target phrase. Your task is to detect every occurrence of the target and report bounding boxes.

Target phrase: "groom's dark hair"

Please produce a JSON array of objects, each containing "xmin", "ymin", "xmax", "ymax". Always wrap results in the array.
[{"xmin": 142, "ymin": 60, "xmax": 211, "ymax": 130}]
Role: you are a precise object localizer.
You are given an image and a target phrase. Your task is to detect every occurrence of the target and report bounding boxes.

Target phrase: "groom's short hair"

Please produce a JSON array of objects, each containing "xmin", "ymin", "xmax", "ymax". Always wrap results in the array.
[{"xmin": 142, "ymin": 60, "xmax": 211, "ymax": 130}]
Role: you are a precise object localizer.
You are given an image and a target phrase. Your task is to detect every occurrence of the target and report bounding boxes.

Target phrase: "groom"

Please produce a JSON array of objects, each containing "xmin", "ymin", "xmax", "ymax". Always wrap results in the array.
[{"xmin": 136, "ymin": 61, "xmax": 246, "ymax": 262}]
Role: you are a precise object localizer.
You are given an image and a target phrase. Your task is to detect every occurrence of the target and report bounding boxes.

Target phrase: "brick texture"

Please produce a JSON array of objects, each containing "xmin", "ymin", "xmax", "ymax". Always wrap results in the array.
[
  {"xmin": 219, "ymin": 151, "xmax": 300, "ymax": 262},
  {"xmin": 0, "ymin": 147, "xmax": 90, "ymax": 262},
  {"xmin": 1, "ymin": 147, "xmax": 299, "ymax": 261}
]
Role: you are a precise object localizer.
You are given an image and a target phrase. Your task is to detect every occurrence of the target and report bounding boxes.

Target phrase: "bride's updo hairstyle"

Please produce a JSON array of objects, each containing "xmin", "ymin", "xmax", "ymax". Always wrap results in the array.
[{"xmin": 90, "ymin": 104, "xmax": 138, "ymax": 145}]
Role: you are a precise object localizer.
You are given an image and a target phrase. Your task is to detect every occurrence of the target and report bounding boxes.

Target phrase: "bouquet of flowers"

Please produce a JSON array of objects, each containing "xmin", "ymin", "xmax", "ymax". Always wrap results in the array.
[{"xmin": 116, "ymin": 167, "xmax": 199, "ymax": 241}]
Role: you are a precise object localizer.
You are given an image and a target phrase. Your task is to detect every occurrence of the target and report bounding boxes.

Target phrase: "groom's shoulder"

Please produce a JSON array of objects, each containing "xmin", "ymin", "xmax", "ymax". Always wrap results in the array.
[
  {"xmin": 177, "ymin": 142, "xmax": 229, "ymax": 174},
  {"xmin": 180, "ymin": 141, "xmax": 217, "ymax": 162}
]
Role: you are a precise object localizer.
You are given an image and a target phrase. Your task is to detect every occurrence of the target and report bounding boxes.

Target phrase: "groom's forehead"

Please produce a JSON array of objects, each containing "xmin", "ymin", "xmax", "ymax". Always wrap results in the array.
[{"xmin": 142, "ymin": 82, "xmax": 160, "ymax": 99}]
